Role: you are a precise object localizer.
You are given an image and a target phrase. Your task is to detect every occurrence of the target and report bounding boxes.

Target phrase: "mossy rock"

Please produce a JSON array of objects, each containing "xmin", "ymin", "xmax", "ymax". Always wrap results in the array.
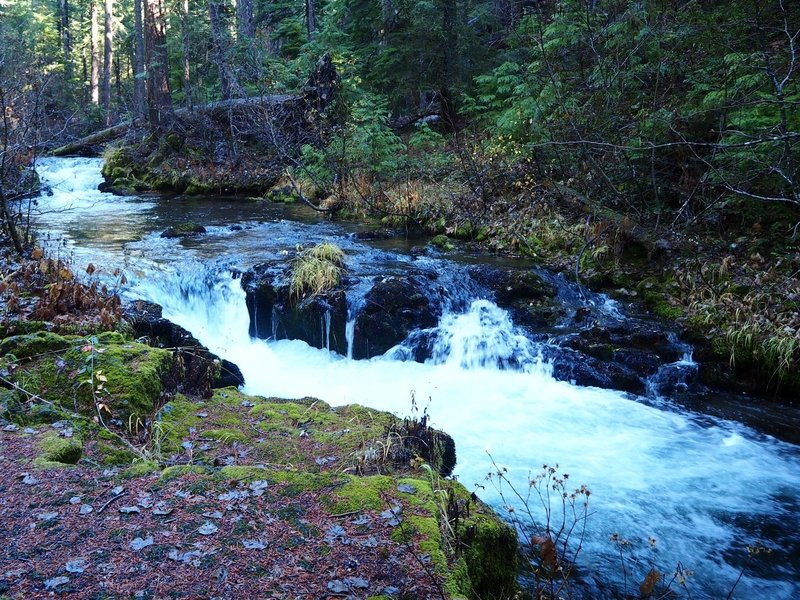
[
  {"xmin": 2, "ymin": 332, "xmax": 172, "ymax": 429},
  {"xmin": 160, "ymin": 222, "xmax": 207, "ymax": 238},
  {"xmin": 430, "ymin": 234, "xmax": 455, "ymax": 252},
  {"xmin": 37, "ymin": 433, "xmax": 82, "ymax": 465}
]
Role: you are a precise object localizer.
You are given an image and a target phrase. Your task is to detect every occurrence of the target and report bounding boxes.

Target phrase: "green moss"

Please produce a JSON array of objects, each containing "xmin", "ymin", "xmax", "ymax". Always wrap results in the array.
[
  {"xmin": 122, "ymin": 460, "xmax": 160, "ymax": 478},
  {"xmin": 218, "ymin": 466, "xmax": 334, "ymax": 494},
  {"xmin": 430, "ymin": 234, "xmax": 455, "ymax": 251},
  {"xmin": 326, "ymin": 475, "xmax": 394, "ymax": 514},
  {"xmin": 456, "ymin": 497, "xmax": 519, "ymax": 598},
  {"xmin": 159, "ymin": 465, "xmax": 209, "ymax": 481},
  {"xmin": 2, "ymin": 333, "xmax": 171, "ymax": 429},
  {"xmin": 204, "ymin": 428, "xmax": 248, "ymax": 445},
  {"xmin": 154, "ymin": 394, "xmax": 201, "ymax": 453},
  {"xmin": 0, "ymin": 320, "xmax": 48, "ymax": 338},
  {"xmin": 97, "ymin": 440, "xmax": 137, "ymax": 465},
  {"xmin": 37, "ymin": 433, "xmax": 82, "ymax": 465},
  {"xmin": 0, "ymin": 331, "xmax": 72, "ymax": 359}
]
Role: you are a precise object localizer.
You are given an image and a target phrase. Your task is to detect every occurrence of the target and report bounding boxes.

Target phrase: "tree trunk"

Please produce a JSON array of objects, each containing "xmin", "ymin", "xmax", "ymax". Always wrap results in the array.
[
  {"xmin": 181, "ymin": 0, "xmax": 191, "ymax": 107},
  {"xmin": 90, "ymin": 1, "xmax": 99, "ymax": 105},
  {"xmin": 133, "ymin": 0, "xmax": 146, "ymax": 119},
  {"xmin": 236, "ymin": 0, "xmax": 254, "ymax": 39},
  {"xmin": 144, "ymin": 0, "xmax": 172, "ymax": 124},
  {"xmin": 305, "ymin": 0, "xmax": 316, "ymax": 40},
  {"xmin": 209, "ymin": 0, "xmax": 243, "ymax": 101},
  {"xmin": 101, "ymin": 0, "xmax": 113, "ymax": 122},
  {"xmin": 58, "ymin": 0, "xmax": 73, "ymax": 79}
]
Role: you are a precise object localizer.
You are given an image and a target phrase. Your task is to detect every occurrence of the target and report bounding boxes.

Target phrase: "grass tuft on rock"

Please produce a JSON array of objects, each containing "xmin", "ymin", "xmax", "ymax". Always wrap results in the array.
[{"xmin": 290, "ymin": 242, "xmax": 345, "ymax": 300}]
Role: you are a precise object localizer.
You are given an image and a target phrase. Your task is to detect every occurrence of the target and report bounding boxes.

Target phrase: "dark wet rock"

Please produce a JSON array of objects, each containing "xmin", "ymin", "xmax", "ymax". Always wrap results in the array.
[
  {"xmin": 469, "ymin": 266, "xmax": 552, "ymax": 303},
  {"xmin": 241, "ymin": 262, "xmax": 283, "ymax": 339},
  {"xmin": 613, "ymin": 348, "xmax": 663, "ymax": 378},
  {"xmin": 469, "ymin": 266, "xmax": 560, "ymax": 327},
  {"xmin": 350, "ymin": 228, "xmax": 403, "ymax": 241},
  {"xmin": 546, "ymin": 347, "xmax": 645, "ymax": 394},
  {"xmin": 351, "ymin": 276, "xmax": 441, "ymax": 359},
  {"xmin": 242, "ymin": 262, "xmax": 349, "ymax": 354},
  {"xmin": 160, "ymin": 222, "xmax": 206, "ymax": 238},
  {"xmin": 124, "ymin": 300, "xmax": 244, "ymax": 394},
  {"xmin": 273, "ymin": 289, "xmax": 349, "ymax": 355}
]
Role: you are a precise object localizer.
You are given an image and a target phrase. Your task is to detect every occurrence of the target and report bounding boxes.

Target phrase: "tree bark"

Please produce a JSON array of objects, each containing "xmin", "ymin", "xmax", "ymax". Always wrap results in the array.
[
  {"xmin": 237, "ymin": 0, "xmax": 254, "ymax": 39},
  {"xmin": 144, "ymin": 0, "xmax": 172, "ymax": 124},
  {"xmin": 133, "ymin": 0, "xmax": 146, "ymax": 119},
  {"xmin": 90, "ymin": 1, "xmax": 100, "ymax": 105},
  {"xmin": 101, "ymin": 0, "xmax": 113, "ymax": 122},
  {"xmin": 181, "ymin": 0, "xmax": 191, "ymax": 106},
  {"xmin": 305, "ymin": 0, "xmax": 316, "ymax": 40},
  {"xmin": 209, "ymin": 0, "xmax": 243, "ymax": 101},
  {"xmin": 57, "ymin": 0, "xmax": 73, "ymax": 79}
]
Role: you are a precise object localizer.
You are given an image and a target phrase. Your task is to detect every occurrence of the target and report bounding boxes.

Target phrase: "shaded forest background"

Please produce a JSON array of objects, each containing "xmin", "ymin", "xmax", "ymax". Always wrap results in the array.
[{"xmin": 1, "ymin": 0, "xmax": 800, "ymax": 397}]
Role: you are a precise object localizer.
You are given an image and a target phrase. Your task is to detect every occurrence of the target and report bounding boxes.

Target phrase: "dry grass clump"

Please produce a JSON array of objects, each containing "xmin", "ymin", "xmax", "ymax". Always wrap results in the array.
[{"xmin": 289, "ymin": 242, "xmax": 345, "ymax": 300}]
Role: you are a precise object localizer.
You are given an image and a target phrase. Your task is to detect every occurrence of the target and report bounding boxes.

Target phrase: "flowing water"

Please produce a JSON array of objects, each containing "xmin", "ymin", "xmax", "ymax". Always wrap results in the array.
[{"xmin": 30, "ymin": 157, "xmax": 800, "ymax": 599}]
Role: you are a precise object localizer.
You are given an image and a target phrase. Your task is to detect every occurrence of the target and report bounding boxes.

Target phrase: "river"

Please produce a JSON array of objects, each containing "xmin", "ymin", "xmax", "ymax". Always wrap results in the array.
[{"xmin": 31, "ymin": 156, "xmax": 800, "ymax": 599}]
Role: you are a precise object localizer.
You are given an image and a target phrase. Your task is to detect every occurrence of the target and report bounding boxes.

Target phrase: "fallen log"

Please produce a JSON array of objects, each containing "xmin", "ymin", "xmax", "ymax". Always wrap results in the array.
[
  {"xmin": 52, "ymin": 95, "xmax": 297, "ymax": 157},
  {"xmin": 51, "ymin": 121, "xmax": 137, "ymax": 156}
]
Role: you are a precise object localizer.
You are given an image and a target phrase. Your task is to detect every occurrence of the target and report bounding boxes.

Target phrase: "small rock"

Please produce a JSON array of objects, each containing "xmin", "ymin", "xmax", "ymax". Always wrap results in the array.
[
  {"xmin": 380, "ymin": 505, "xmax": 403, "ymax": 527},
  {"xmin": 20, "ymin": 473, "xmax": 38, "ymax": 486},
  {"xmin": 344, "ymin": 576, "xmax": 369, "ymax": 590},
  {"xmin": 181, "ymin": 441, "xmax": 194, "ymax": 451},
  {"xmin": 129, "ymin": 536, "xmax": 154, "ymax": 551},
  {"xmin": 352, "ymin": 515, "xmax": 371, "ymax": 526},
  {"xmin": 61, "ymin": 427, "xmax": 74, "ymax": 438},
  {"xmin": 119, "ymin": 506, "xmax": 141, "ymax": 515},
  {"xmin": 397, "ymin": 483, "xmax": 416, "ymax": 494},
  {"xmin": 110, "ymin": 485, "xmax": 124, "ymax": 496},
  {"xmin": 248, "ymin": 480, "xmax": 268, "ymax": 496},
  {"xmin": 2, "ymin": 424, "xmax": 19, "ymax": 432},
  {"xmin": 69, "ymin": 496, "xmax": 82, "ymax": 505},
  {"xmin": 24, "ymin": 427, "xmax": 36, "ymax": 434},
  {"xmin": 197, "ymin": 522, "xmax": 218, "ymax": 536},
  {"xmin": 384, "ymin": 586, "xmax": 401, "ymax": 597},
  {"xmin": 51, "ymin": 421, "xmax": 68, "ymax": 429},
  {"xmin": 137, "ymin": 495, "xmax": 154, "ymax": 509},
  {"xmin": 65, "ymin": 558, "xmax": 89, "ymax": 574},
  {"xmin": 152, "ymin": 502, "xmax": 173, "ymax": 516},
  {"xmin": 314, "ymin": 456, "xmax": 337, "ymax": 466},
  {"xmin": 43, "ymin": 576, "xmax": 70, "ymax": 590},
  {"xmin": 202, "ymin": 511, "xmax": 223, "ymax": 519},
  {"xmin": 240, "ymin": 400, "xmax": 254, "ymax": 408},
  {"xmin": 242, "ymin": 539, "xmax": 268, "ymax": 550},
  {"xmin": 195, "ymin": 412, "xmax": 208, "ymax": 418},
  {"xmin": 37, "ymin": 512, "xmax": 59, "ymax": 521},
  {"xmin": 360, "ymin": 536, "xmax": 379, "ymax": 548},
  {"xmin": 79, "ymin": 504, "xmax": 93, "ymax": 515},
  {"xmin": 327, "ymin": 580, "xmax": 349, "ymax": 593}
]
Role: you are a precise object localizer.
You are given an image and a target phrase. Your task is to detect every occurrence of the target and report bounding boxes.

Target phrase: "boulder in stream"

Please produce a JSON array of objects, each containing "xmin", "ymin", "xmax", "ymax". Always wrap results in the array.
[{"xmin": 350, "ymin": 275, "xmax": 441, "ymax": 359}]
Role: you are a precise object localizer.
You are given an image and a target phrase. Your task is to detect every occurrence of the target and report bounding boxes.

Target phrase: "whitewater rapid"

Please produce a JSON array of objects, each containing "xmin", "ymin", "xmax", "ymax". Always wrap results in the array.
[{"xmin": 32, "ymin": 156, "xmax": 800, "ymax": 599}]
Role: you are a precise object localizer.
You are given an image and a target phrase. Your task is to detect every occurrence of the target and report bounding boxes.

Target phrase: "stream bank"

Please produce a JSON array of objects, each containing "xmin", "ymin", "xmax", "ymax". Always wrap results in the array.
[{"xmin": 0, "ymin": 254, "xmax": 516, "ymax": 598}]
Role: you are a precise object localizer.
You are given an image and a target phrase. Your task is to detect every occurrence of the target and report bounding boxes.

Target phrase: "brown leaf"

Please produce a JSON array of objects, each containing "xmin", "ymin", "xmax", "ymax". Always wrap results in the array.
[
  {"xmin": 31, "ymin": 248, "xmax": 43, "ymax": 259},
  {"xmin": 86, "ymin": 263, "xmax": 96, "ymax": 275},
  {"xmin": 639, "ymin": 569, "xmax": 661, "ymax": 597},
  {"xmin": 532, "ymin": 535, "xmax": 558, "ymax": 569}
]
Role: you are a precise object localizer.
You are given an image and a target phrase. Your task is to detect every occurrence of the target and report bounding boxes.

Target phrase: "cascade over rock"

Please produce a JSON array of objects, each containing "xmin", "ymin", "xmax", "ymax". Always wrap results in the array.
[
  {"xmin": 350, "ymin": 275, "xmax": 441, "ymax": 359},
  {"xmin": 241, "ymin": 262, "xmax": 445, "ymax": 359},
  {"xmin": 125, "ymin": 300, "xmax": 244, "ymax": 393}
]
